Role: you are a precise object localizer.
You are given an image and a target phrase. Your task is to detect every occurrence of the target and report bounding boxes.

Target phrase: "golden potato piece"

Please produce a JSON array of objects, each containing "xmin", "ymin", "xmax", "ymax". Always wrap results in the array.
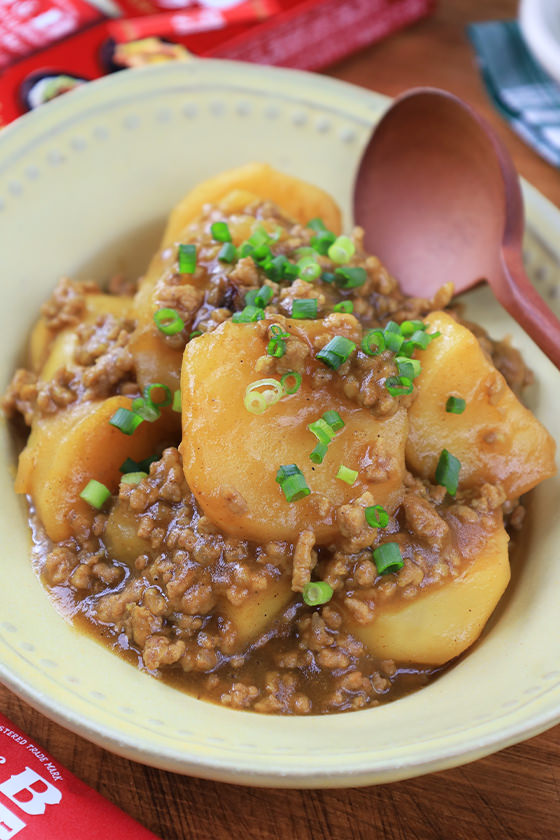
[
  {"xmin": 16, "ymin": 397, "xmax": 176, "ymax": 542},
  {"xmin": 406, "ymin": 311, "xmax": 556, "ymax": 499},
  {"xmin": 104, "ymin": 499, "xmax": 152, "ymax": 566},
  {"xmin": 162, "ymin": 163, "xmax": 342, "ymax": 247},
  {"xmin": 220, "ymin": 575, "xmax": 293, "ymax": 651},
  {"xmin": 345, "ymin": 512, "xmax": 510, "ymax": 665},
  {"xmin": 128, "ymin": 324, "xmax": 184, "ymax": 392},
  {"xmin": 180, "ymin": 318, "xmax": 408, "ymax": 544}
]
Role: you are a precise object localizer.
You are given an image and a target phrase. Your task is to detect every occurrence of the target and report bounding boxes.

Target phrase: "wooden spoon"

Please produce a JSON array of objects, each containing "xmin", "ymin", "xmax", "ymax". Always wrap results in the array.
[{"xmin": 353, "ymin": 87, "xmax": 560, "ymax": 369}]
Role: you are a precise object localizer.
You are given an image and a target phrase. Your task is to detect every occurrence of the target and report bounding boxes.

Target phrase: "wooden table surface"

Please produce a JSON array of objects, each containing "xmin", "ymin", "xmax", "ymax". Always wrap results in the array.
[{"xmin": 2, "ymin": 2, "xmax": 559, "ymax": 838}]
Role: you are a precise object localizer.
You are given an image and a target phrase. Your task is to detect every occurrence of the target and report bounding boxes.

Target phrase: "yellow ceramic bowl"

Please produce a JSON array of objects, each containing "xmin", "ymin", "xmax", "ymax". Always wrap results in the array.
[{"xmin": 0, "ymin": 60, "xmax": 558, "ymax": 787}]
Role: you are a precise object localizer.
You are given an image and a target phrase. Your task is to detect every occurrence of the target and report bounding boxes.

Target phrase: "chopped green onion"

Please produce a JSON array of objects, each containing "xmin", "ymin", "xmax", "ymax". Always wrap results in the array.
[
  {"xmin": 385, "ymin": 321, "xmax": 400, "ymax": 334},
  {"xmin": 365, "ymin": 505, "xmax": 389, "ymax": 528},
  {"xmin": 308, "ymin": 418, "xmax": 336, "ymax": 445},
  {"xmin": 302, "ymin": 581, "xmax": 333, "ymax": 606},
  {"xmin": 400, "ymin": 319, "xmax": 426, "ymax": 336},
  {"xmin": 321, "ymin": 271, "xmax": 336, "ymax": 284},
  {"xmin": 120, "ymin": 454, "xmax": 158, "ymax": 474},
  {"xmin": 292, "ymin": 298, "xmax": 318, "ymax": 319},
  {"xmin": 79, "ymin": 479, "xmax": 111, "ymax": 509},
  {"xmin": 334, "ymin": 266, "xmax": 367, "ymax": 289},
  {"xmin": 218, "ymin": 242, "xmax": 237, "ymax": 263},
  {"xmin": 246, "ymin": 285, "xmax": 274, "ymax": 308},
  {"xmin": 336, "ymin": 464, "xmax": 358, "ymax": 485},
  {"xmin": 239, "ymin": 242, "xmax": 254, "ymax": 258},
  {"xmin": 396, "ymin": 356, "xmax": 421, "ymax": 380},
  {"xmin": 144, "ymin": 383, "xmax": 172, "ymax": 408},
  {"xmin": 307, "ymin": 218, "xmax": 328, "ymax": 232},
  {"xmin": 435, "ymin": 449, "xmax": 461, "ymax": 496},
  {"xmin": 172, "ymin": 390, "xmax": 182, "ymax": 412},
  {"xmin": 333, "ymin": 300, "xmax": 353, "ymax": 314},
  {"xmin": 121, "ymin": 471, "xmax": 148, "ymax": 485},
  {"xmin": 153, "ymin": 308, "xmax": 184, "ymax": 336},
  {"xmin": 298, "ymin": 256, "xmax": 321, "ymax": 282},
  {"xmin": 131, "ymin": 397, "xmax": 160, "ymax": 422},
  {"xmin": 189, "ymin": 330, "xmax": 202, "ymax": 341},
  {"xmin": 311, "ymin": 230, "xmax": 336, "ymax": 255},
  {"xmin": 384, "ymin": 330, "xmax": 404, "ymax": 353},
  {"xmin": 275, "ymin": 464, "xmax": 310, "ymax": 502},
  {"xmin": 373, "ymin": 542, "xmax": 404, "ymax": 575},
  {"xmin": 270, "ymin": 324, "xmax": 290, "ymax": 339},
  {"xmin": 328, "ymin": 235, "xmax": 355, "ymax": 264},
  {"xmin": 244, "ymin": 378, "xmax": 284, "ymax": 414},
  {"xmin": 210, "ymin": 221, "xmax": 231, "ymax": 242},
  {"xmin": 232, "ymin": 305, "xmax": 265, "ymax": 323},
  {"xmin": 253, "ymin": 243, "xmax": 271, "ymax": 262},
  {"xmin": 309, "ymin": 441, "xmax": 328, "ymax": 464},
  {"xmin": 385, "ymin": 375, "xmax": 413, "ymax": 396},
  {"xmin": 248, "ymin": 226, "xmax": 271, "ymax": 249},
  {"xmin": 446, "ymin": 396, "xmax": 466, "ymax": 414},
  {"xmin": 295, "ymin": 246, "xmax": 317, "ymax": 260},
  {"xmin": 322, "ymin": 410, "xmax": 344, "ymax": 432},
  {"xmin": 281, "ymin": 371, "xmax": 302, "ymax": 394},
  {"xmin": 109, "ymin": 407, "xmax": 144, "ymax": 435},
  {"xmin": 316, "ymin": 335, "xmax": 356, "ymax": 370},
  {"xmin": 361, "ymin": 329, "xmax": 385, "ymax": 356},
  {"xmin": 283, "ymin": 262, "xmax": 300, "ymax": 281},
  {"xmin": 262, "ymin": 254, "xmax": 288, "ymax": 281},
  {"xmin": 267, "ymin": 338, "xmax": 285, "ymax": 358},
  {"xmin": 178, "ymin": 243, "xmax": 196, "ymax": 274},
  {"xmin": 401, "ymin": 330, "xmax": 434, "ymax": 354}
]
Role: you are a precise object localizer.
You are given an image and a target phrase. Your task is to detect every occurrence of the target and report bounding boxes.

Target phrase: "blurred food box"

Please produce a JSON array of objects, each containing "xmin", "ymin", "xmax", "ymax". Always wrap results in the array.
[{"xmin": 0, "ymin": 0, "xmax": 436, "ymax": 125}]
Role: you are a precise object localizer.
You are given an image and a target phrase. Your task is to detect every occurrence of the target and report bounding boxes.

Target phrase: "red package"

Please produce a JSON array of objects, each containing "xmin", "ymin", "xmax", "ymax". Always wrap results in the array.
[{"xmin": 0, "ymin": 713, "xmax": 160, "ymax": 839}]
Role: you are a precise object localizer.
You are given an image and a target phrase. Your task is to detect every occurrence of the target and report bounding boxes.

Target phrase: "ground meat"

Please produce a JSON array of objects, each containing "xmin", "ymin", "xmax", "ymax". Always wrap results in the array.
[
  {"xmin": 40, "ymin": 277, "xmax": 99, "ymax": 331},
  {"xmin": 2, "ymin": 370, "xmax": 38, "ymax": 425},
  {"xmin": 291, "ymin": 530, "xmax": 316, "ymax": 592}
]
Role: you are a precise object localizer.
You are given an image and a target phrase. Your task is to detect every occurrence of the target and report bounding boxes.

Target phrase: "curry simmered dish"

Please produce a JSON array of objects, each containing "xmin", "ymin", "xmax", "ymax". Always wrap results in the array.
[{"xmin": 4, "ymin": 164, "xmax": 556, "ymax": 714}]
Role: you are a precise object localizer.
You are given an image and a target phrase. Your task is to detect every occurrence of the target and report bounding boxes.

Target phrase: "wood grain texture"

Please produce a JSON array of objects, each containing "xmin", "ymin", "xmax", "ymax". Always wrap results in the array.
[{"xmin": 2, "ymin": 2, "xmax": 559, "ymax": 838}]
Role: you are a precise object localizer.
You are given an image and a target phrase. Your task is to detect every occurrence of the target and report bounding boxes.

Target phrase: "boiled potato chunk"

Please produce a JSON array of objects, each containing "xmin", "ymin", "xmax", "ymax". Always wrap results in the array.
[
  {"xmin": 407, "ymin": 311, "xmax": 556, "ymax": 499},
  {"xmin": 220, "ymin": 575, "xmax": 294, "ymax": 651},
  {"xmin": 104, "ymin": 499, "xmax": 152, "ymax": 566},
  {"xmin": 15, "ymin": 397, "xmax": 175, "ymax": 542},
  {"xmin": 162, "ymin": 163, "xmax": 342, "ymax": 248},
  {"xmin": 180, "ymin": 319, "xmax": 408, "ymax": 544},
  {"xmin": 128, "ymin": 324, "xmax": 183, "ymax": 392},
  {"xmin": 346, "ymin": 513, "xmax": 510, "ymax": 665}
]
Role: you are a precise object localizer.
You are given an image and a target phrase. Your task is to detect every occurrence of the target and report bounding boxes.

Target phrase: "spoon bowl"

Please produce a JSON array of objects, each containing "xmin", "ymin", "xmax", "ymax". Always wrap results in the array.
[{"xmin": 354, "ymin": 87, "xmax": 560, "ymax": 368}]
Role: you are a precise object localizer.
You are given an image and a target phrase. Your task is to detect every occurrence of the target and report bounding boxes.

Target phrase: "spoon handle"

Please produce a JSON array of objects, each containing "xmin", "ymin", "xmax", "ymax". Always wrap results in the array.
[{"xmin": 499, "ymin": 244, "xmax": 560, "ymax": 369}]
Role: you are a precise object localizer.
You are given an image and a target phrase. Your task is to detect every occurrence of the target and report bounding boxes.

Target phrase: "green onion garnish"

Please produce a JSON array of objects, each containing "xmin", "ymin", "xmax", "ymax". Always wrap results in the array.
[
  {"xmin": 109, "ymin": 407, "xmax": 143, "ymax": 435},
  {"xmin": 400, "ymin": 319, "xmax": 426, "ymax": 336},
  {"xmin": 365, "ymin": 505, "xmax": 389, "ymax": 528},
  {"xmin": 298, "ymin": 256, "xmax": 321, "ymax": 282},
  {"xmin": 248, "ymin": 226, "xmax": 271, "ymax": 249},
  {"xmin": 120, "ymin": 454, "xmax": 158, "ymax": 474},
  {"xmin": 239, "ymin": 242, "xmax": 254, "ymax": 258},
  {"xmin": 172, "ymin": 390, "xmax": 181, "ymax": 412},
  {"xmin": 79, "ymin": 479, "xmax": 111, "ymax": 509},
  {"xmin": 253, "ymin": 243, "xmax": 271, "ymax": 262},
  {"xmin": 153, "ymin": 308, "xmax": 185, "ymax": 336},
  {"xmin": 244, "ymin": 378, "xmax": 284, "ymax": 414},
  {"xmin": 178, "ymin": 243, "xmax": 196, "ymax": 274},
  {"xmin": 307, "ymin": 218, "xmax": 328, "ymax": 232},
  {"xmin": 308, "ymin": 418, "xmax": 336, "ymax": 445},
  {"xmin": 267, "ymin": 324, "xmax": 289, "ymax": 358},
  {"xmin": 189, "ymin": 330, "xmax": 202, "ymax": 341},
  {"xmin": 131, "ymin": 397, "xmax": 160, "ymax": 422},
  {"xmin": 302, "ymin": 581, "xmax": 333, "ymax": 606},
  {"xmin": 292, "ymin": 298, "xmax": 318, "ymax": 319},
  {"xmin": 246, "ymin": 285, "xmax": 274, "ymax": 308},
  {"xmin": 280, "ymin": 371, "xmax": 302, "ymax": 394},
  {"xmin": 321, "ymin": 271, "xmax": 337, "ymax": 284},
  {"xmin": 396, "ymin": 356, "xmax": 421, "ymax": 380},
  {"xmin": 275, "ymin": 464, "xmax": 311, "ymax": 502},
  {"xmin": 373, "ymin": 542, "xmax": 404, "ymax": 575},
  {"xmin": 311, "ymin": 230, "xmax": 336, "ymax": 255},
  {"xmin": 384, "ymin": 329, "xmax": 404, "ymax": 353},
  {"xmin": 316, "ymin": 335, "xmax": 356, "ymax": 370},
  {"xmin": 446, "ymin": 396, "xmax": 466, "ymax": 414},
  {"xmin": 361, "ymin": 329, "xmax": 385, "ymax": 356},
  {"xmin": 336, "ymin": 464, "xmax": 358, "ymax": 485},
  {"xmin": 144, "ymin": 383, "xmax": 172, "ymax": 408},
  {"xmin": 333, "ymin": 301, "xmax": 353, "ymax": 313},
  {"xmin": 328, "ymin": 235, "xmax": 355, "ymax": 264},
  {"xmin": 121, "ymin": 471, "xmax": 148, "ymax": 485},
  {"xmin": 210, "ymin": 221, "xmax": 231, "ymax": 242},
  {"xmin": 283, "ymin": 262, "xmax": 300, "ymax": 281},
  {"xmin": 385, "ymin": 375, "xmax": 413, "ymax": 396},
  {"xmin": 310, "ymin": 441, "xmax": 328, "ymax": 464},
  {"xmin": 262, "ymin": 254, "xmax": 288, "ymax": 281},
  {"xmin": 435, "ymin": 449, "xmax": 461, "ymax": 496},
  {"xmin": 322, "ymin": 410, "xmax": 344, "ymax": 431},
  {"xmin": 232, "ymin": 305, "xmax": 265, "ymax": 323},
  {"xmin": 218, "ymin": 242, "xmax": 237, "ymax": 263},
  {"xmin": 334, "ymin": 266, "xmax": 367, "ymax": 289}
]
